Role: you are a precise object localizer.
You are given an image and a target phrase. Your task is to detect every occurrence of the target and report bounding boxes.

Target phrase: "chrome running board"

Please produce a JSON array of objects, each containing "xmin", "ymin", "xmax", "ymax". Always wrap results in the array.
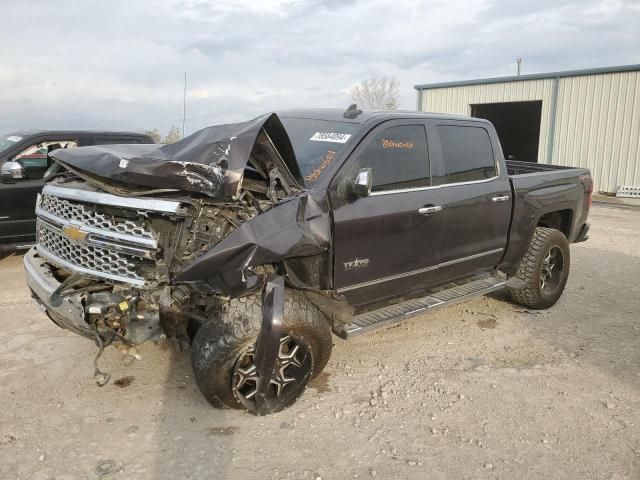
[{"xmin": 337, "ymin": 274, "xmax": 506, "ymax": 339}]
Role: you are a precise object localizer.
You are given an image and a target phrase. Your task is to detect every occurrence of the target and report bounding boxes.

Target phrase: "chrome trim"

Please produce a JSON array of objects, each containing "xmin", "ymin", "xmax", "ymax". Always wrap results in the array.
[
  {"xmin": 337, "ymin": 248, "xmax": 504, "ymax": 293},
  {"xmin": 418, "ymin": 205, "xmax": 442, "ymax": 215},
  {"xmin": 369, "ymin": 175, "xmax": 500, "ymax": 196},
  {"xmin": 42, "ymin": 184, "xmax": 181, "ymax": 214},
  {"xmin": 491, "ymin": 195, "xmax": 510, "ymax": 203},
  {"xmin": 38, "ymin": 218, "xmax": 152, "ymax": 259},
  {"xmin": 404, "ymin": 306, "xmax": 427, "ymax": 315},
  {"xmin": 35, "ymin": 205, "xmax": 157, "ymax": 250},
  {"xmin": 362, "ymin": 121, "xmax": 502, "ymax": 197},
  {"xmin": 88, "ymin": 237, "xmax": 152, "ymax": 259},
  {"xmin": 339, "ymin": 276, "xmax": 507, "ymax": 338},
  {"xmin": 35, "ymin": 244, "xmax": 146, "ymax": 287}
]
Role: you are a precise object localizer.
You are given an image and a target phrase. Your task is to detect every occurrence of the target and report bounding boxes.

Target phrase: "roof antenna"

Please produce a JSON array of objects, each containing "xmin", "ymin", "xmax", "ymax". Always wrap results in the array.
[
  {"xmin": 343, "ymin": 103, "xmax": 363, "ymax": 119},
  {"xmin": 516, "ymin": 58, "xmax": 522, "ymax": 76}
]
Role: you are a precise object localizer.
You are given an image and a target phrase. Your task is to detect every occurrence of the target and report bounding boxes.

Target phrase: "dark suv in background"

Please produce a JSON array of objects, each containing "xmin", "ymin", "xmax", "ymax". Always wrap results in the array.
[{"xmin": 0, "ymin": 130, "xmax": 154, "ymax": 249}]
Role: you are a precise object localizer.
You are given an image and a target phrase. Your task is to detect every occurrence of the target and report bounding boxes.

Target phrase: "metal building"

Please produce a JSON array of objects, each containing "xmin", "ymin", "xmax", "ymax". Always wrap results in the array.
[{"xmin": 414, "ymin": 64, "xmax": 640, "ymax": 194}]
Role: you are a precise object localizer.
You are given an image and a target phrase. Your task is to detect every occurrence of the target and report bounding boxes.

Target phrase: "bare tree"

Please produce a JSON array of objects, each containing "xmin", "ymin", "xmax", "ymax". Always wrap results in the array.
[
  {"xmin": 163, "ymin": 125, "xmax": 182, "ymax": 144},
  {"xmin": 351, "ymin": 77, "xmax": 400, "ymax": 110},
  {"xmin": 146, "ymin": 126, "xmax": 183, "ymax": 144},
  {"xmin": 144, "ymin": 128, "xmax": 162, "ymax": 143}
]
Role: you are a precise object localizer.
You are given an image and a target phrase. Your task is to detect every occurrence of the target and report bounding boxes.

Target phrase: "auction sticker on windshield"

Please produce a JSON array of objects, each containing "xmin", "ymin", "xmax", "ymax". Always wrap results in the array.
[
  {"xmin": 7, "ymin": 135, "xmax": 22, "ymax": 142},
  {"xmin": 309, "ymin": 132, "xmax": 352, "ymax": 143}
]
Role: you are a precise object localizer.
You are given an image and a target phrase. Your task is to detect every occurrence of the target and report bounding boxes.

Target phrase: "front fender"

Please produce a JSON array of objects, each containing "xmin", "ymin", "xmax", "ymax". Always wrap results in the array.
[{"xmin": 174, "ymin": 191, "xmax": 331, "ymax": 295}]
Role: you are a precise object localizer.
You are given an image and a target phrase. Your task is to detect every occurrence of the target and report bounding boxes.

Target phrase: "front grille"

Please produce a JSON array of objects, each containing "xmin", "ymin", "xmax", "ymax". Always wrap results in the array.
[
  {"xmin": 39, "ymin": 193, "xmax": 155, "ymax": 240},
  {"xmin": 32, "ymin": 184, "xmax": 182, "ymax": 287},
  {"xmin": 37, "ymin": 221, "xmax": 145, "ymax": 283}
]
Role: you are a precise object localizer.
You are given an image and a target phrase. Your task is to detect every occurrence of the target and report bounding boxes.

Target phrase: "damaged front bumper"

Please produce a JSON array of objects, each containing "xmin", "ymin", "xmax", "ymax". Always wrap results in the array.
[{"xmin": 24, "ymin": 247, "xmax": 94, "ymax": 339}]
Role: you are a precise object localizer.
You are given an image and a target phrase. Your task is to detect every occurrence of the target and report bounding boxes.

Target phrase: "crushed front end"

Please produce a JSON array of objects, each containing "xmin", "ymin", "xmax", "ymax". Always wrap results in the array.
[
  {"xmin": 25, "ymin": 112, "xmax": 307, "ymax": 351},
  {"xmin": 25, "ymin": 181, "xmax": 264, "ymax": 348},
  {"xmin": 24, "ymin": 111, "xmax": 346, "ymax": 411}
]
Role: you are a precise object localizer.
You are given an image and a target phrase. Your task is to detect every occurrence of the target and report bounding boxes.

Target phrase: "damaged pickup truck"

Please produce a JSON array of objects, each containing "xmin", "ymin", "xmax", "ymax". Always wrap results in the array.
[{"xmin": 25, "ymin": 107, "xmax": 592, "ymax": 414}]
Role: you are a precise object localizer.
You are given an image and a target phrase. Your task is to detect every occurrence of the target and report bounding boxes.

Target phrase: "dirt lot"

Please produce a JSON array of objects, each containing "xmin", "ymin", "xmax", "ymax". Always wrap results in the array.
[{"xmin": 1, "ymin": 203, "xmax": 639, "ymax": 480}]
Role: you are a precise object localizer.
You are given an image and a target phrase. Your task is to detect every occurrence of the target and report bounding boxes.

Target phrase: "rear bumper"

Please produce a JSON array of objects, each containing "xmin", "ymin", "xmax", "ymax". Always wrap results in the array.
[
  {"xmin": 24, "ymin": 248, "xmax": 93, "ymax": 339},
  {"xmin": 574, "ymin": 223, "xmax": 590, "ymax": 243}
]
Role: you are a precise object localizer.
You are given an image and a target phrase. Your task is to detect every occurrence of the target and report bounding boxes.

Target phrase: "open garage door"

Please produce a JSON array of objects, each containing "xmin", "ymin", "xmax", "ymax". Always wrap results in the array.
[{"xmin": 471, "ymin": 101, "xmax": 542, "ymax": 163}]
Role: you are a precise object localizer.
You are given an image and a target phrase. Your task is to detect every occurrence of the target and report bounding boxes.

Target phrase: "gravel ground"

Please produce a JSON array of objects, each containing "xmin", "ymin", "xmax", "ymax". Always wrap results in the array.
[{"xmin": 1, "ymin": 203, "xmax": 639, "ymax": 480}]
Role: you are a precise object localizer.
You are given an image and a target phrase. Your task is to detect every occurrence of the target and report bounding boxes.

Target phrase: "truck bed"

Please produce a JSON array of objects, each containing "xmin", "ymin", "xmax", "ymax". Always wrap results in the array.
[
  {"xmin": 505, "ymin": 160, "xmax": 582, "ymax": 176},
  {"xmin": 500, "ymin": 159, "xmax": 592, "ymax": 277}
]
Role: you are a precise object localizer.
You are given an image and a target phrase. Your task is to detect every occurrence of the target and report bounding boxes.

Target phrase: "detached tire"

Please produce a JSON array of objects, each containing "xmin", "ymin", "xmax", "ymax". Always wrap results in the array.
[
  {"xmin": 508, "ymin": 227, "xmax": 570, "ymax": 309},
  {"xmin": 191, "ymin": 289, "xmax": 332, "ymax": 414}
]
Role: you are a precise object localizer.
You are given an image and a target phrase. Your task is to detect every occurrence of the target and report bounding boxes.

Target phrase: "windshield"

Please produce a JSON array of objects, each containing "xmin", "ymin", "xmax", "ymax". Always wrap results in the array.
[
  {"xmin": 280, "ymin": 117, "xmax": 360, "ymax": 186},
  {"xmin": 0, "ymin": 133, "xmax": 24, "ymax": 154}
]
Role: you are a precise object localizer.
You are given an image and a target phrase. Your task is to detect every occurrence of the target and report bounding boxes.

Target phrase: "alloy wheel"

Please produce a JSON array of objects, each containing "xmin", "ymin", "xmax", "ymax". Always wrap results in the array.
[
  {"xmin": 540, "ymin": 246, "xmax": 564, "ymax": 293},
  {"xmin": 232, "ymin": 334, "xmax": 312, "ymax": 412}
]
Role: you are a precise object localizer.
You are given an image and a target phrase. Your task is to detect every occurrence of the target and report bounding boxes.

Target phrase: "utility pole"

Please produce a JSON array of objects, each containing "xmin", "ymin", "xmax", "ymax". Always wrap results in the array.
[
  {"xmin": 516, "ymin": 58, "xmax": 522, "ymax": 76},
  {"xmin": 182, "ymin": 72, "xmax": 187, "ymax": 138}
]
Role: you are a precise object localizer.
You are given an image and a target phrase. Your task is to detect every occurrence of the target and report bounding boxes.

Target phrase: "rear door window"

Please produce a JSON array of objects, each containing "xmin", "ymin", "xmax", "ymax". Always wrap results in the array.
[
  {"xmin": 357, "ymin": 125, "xmax": 430, "ymax": 192},
  {"xmin": 433, "ymin": 125, "xmax": 496, "ymax": 185}
]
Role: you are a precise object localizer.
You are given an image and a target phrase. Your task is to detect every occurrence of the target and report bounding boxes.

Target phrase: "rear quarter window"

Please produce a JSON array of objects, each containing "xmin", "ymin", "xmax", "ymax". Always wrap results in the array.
[{"xmin": 434, "ymin": 125, "xmax": 496, "ymax": 185}]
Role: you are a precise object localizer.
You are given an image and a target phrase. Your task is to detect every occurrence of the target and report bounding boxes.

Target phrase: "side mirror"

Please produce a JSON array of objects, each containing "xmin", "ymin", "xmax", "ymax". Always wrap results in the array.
[
  {"xmin": 1, "ymin": 161, "xmax": 26, "ymax": 180},
  {"xmin": 350, "ymin": 168, "xmax": 373, "ymax": 197}
]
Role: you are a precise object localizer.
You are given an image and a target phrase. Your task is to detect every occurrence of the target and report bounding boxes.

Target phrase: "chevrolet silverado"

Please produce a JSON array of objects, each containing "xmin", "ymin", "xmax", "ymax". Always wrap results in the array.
[{"xmin": 24, "ymin": 106, "xmax": 592, "ymax": 414}]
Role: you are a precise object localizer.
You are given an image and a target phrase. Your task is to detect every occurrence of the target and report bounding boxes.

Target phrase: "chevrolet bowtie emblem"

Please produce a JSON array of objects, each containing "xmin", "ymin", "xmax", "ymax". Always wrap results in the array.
[{"xmin": 62, "ymin": 225, "xmax": 88, "ymax": 242}]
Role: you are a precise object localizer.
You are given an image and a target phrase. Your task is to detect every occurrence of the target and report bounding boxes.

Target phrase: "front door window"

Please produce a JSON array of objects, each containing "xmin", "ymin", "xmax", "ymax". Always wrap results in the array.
[{"xmin": 350, "ymin": 124, "xmax": 430, "ymax": 192}]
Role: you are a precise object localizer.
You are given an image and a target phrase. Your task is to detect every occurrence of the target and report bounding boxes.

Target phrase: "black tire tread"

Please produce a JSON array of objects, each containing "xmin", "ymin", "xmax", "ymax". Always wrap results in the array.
[
  {"xmin": 508, "ymin": 227, "xmax": 569, "ymax": 309},
  {"xmin": 191, "ymin": 289, "xmax": 332, "ymax": 411}
]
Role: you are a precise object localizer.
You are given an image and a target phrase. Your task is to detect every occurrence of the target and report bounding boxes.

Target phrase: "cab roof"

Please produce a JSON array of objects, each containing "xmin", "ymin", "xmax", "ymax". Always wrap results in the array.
[{"xmin": 277, "ymin": 107, "xmax": 472, "ymax": 124}]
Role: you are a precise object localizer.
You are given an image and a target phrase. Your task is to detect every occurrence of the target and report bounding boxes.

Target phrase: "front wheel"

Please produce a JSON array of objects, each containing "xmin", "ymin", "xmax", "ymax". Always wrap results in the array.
[
  {"xmin": 190, "ymin": 290, "xmax": 332, "ymax": 414},
  {"xmin": 508, "ymin": 227, "xmax": 571, "ymax": 309}
]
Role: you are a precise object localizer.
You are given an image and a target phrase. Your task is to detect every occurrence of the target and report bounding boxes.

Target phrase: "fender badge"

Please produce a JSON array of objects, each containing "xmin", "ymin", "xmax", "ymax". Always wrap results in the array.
[
  {"xmin": 344, "ymin": 258, "xmax": 370, "ymax": 271},
  {"xmin": 62, "ymin": 225, "xmax": 88, "ymax": 242}
]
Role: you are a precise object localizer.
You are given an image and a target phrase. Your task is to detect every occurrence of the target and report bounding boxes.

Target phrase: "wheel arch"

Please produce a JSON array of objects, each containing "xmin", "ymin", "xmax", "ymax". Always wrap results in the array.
[
  {"xmin": 537, "ymin": 209, "xmax": 573, "ymax": 239},
  {"xmin": 500, "ymin": 207, "xmax": 575, "ymax": 277}
]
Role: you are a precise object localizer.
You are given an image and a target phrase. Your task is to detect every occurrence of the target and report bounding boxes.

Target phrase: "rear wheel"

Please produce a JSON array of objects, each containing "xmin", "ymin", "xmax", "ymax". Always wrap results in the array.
[
  {"xmin": 508, "ymin": 227, "xmax": 570, "ymax": 309},
  {"xmin": 191, "ymin": 289, "xmax": 332, "ymax": 414}
]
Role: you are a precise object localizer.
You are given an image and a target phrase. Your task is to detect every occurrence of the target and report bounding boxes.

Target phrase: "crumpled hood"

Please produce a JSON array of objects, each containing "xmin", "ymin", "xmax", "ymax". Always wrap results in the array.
[{"xmin": 49, "ymin": 113, "xmax": 303, "ymax": 197}]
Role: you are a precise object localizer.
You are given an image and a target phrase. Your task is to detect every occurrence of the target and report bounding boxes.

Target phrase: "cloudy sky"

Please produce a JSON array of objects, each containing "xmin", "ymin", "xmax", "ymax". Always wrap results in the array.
[{"xmin": 1, "ymin": 0, "xmax": 639, "ymax": 136}]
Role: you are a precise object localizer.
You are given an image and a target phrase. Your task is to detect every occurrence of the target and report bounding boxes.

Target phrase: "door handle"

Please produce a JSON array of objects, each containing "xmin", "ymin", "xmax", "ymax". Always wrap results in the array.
[
  {"xmin": 491, "ymin": 195, "xmax": 510, "ymax": 203},
  {"xmin": 418, "ymin": 206, "xmax": 443, "ymax": 215}
]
